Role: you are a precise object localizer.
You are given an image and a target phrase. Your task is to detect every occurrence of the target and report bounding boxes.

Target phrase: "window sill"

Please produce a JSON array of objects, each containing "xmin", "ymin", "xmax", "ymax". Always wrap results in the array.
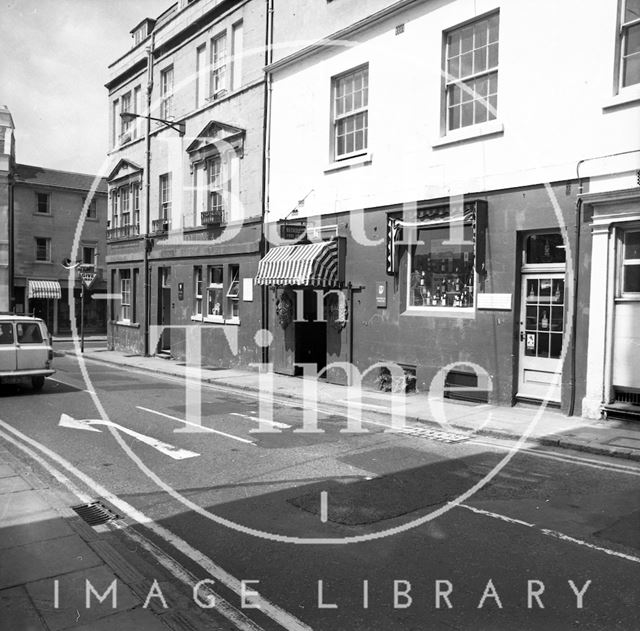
[
  {"xmin": 203, "ymin": 315, "xmax": 224, "ymax": 324},
  {"xmin": 190, "ymin": 314, "xmax": 203, "ymax": 322},
  {"xmin": 34, "ymin": 260, "xmax": 53, "ymax": 265},
  {"xmin": 402, "ymin": 306, "xmax": 476, "ymax": 319},
  {"xmin": 432, "ymin": 120, "xmax": 504, "ymax": 148},
  {"xmin": 602, "ymin": 85, "xmax": 640, "ymax": 111},
  {"xmin": 324, "ymin": 152, "xmax": 373, "ymax": 173},
  {"xmin": 114, "ymin": 320, "xmax": 140, "ymax": 328},
  {"xmin": 224, "ymin": 317, "xmax": 240, "ymax": 326},
  {"xmin": 33, "ymin": 213, "xmax": 52, "ymax": 217}
]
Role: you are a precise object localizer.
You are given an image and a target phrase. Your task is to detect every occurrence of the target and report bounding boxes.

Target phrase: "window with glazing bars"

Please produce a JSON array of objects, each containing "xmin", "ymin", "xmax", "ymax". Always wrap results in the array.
[
  {"xmin": 120, "ymin": 185, "xmax": 130, "ymax": 225},
  {"xmin": 445, "ymin": 13, "xmax": 499, "ymax": 131},
  {"xmin": 160, "ymin": 66, "xmax": 174, "ymax": 119},
  {"xmin": 210, "ymin": 32, "xmax": 227, "ymax": 97},
  {"xmin": 207, "ymin": 156, "xmax": 224, "ymax": 219},
  {"xmin": 159, "ymin": 173, "xmax": 171, "ymax": 220},
  {"xmin": 621, "ymin": 0, "xmax": 640, "ymax": 87},
  {"xmin": 333, "ymin": 65, "xmax": 368, "ymax": 159}
]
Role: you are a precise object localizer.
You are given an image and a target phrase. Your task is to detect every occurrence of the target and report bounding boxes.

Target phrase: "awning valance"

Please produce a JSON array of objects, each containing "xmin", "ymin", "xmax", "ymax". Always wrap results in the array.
[
  {"xmin": 28, "ymin": 280, "xmax": 61, "ymax": 300},
  {"xmin": 255, "ymin": 240, "xmax": 339, "ymax": 287}
]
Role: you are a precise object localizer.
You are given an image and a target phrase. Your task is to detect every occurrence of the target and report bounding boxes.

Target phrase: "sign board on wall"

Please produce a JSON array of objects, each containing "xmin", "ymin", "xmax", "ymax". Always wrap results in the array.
[
  {"xmin": 243, "ymin": 278, "xmax": 254, "ymax": 302},
  {"xmin": 376, "ymin": 281, "xmax": 387, "ymax": 307},
  {"xmin": 476, "ymin": 293, "xmax": 512, "ymax": 310}
]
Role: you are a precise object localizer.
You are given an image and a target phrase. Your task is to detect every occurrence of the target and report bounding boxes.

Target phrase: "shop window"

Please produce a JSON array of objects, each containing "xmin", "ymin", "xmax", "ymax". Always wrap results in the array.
[
  {"xmin": 194, "ymin": 266, "xmax": 203, "ymax": 316},
  {"xmin": 525, "ymin": 233, "xmax": 566, "ymax": 265},
  {"xmin": 226, "ymin": 265, "xmax": 240, "ymax": 320},
  {"xmin": 120, "ymin": 270, "xmax": 131, "ymax": 322},
  {"xmin": 621, "ymin": 229, "xmax": 640, "ymax": 295},
  {"xmin": 407, "ymin": 224, "xmax": 475, "ymax": 309},
  {"xmin": 207, "ymin": 266, "xmax": 224, "ymax": 319}
]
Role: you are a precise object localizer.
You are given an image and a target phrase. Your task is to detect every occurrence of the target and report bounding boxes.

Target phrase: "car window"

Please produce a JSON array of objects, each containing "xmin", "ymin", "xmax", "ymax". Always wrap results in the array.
[
  {"xmin": 16, "ymin": 322, "xmax": 43, "ymax": 344},
  {"xmin": 0, "ymin": 323, "xmax": 14, "ymax": 344}
]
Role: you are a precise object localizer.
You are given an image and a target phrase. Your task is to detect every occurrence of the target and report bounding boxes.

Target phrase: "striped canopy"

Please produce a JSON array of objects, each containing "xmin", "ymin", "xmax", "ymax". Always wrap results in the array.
[
  {"xmin": 255, "ymin": 240, "xmax": 339, "ymax": 287},
  {"xmin": 28, "ymin": 280, "xmax": 62, "ymax": 300}
]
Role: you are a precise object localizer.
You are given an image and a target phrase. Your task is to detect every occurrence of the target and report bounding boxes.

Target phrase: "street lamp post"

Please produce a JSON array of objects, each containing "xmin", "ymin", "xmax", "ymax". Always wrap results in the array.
[{"xmin": 119, "ymin": 111, "xmax": 184, "ymax": 357}]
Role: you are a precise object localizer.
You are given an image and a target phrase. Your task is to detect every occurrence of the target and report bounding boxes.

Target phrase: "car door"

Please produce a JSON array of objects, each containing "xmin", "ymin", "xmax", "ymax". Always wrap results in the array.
[
  {"xmin": 15, "ymin": 321, "xmax": 48, "ymax": 371},
  {"xmin": 0, "ymin": 323, "xmax": 17, "ymax": 373}
]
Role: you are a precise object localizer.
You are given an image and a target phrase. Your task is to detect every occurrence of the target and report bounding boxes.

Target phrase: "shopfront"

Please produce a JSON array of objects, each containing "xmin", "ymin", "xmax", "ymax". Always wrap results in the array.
[
  {"xmin": 582, "ymin": 188, "xmax": 640, "ymax": 420},
  {"xmin": 255, "ymin": 238, "xmax": 347, "ymax": 379}
]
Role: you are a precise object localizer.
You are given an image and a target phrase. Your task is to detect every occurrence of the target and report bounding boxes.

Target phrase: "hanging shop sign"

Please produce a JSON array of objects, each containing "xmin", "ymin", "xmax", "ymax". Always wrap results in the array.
[{"xmin": 280, "ymin": 221, "xmax": 307, "ymax": 241}]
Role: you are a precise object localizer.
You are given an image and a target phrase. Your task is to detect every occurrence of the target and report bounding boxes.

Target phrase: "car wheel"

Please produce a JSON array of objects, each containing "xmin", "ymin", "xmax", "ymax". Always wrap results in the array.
[{"xmin": 32, "ymin": 376, "xmax": 45, "ymax": 391}]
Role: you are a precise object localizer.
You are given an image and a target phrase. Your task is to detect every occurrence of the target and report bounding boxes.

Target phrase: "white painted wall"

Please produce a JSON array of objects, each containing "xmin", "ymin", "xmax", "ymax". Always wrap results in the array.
[{"xmin": 268, "ymin": 0, "xmax": 640, "ymax": 220}]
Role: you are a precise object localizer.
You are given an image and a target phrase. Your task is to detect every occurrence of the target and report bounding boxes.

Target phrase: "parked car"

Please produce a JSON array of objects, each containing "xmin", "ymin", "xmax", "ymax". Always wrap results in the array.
[{"xmin": 0, "ymin": 315, "xmax": 55, "ymax": 391}]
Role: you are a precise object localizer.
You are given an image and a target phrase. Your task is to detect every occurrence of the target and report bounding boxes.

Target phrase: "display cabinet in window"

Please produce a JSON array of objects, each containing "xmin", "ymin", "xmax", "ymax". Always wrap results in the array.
[{"xmin": 395, "ymin": 201, "xmax": 487, "ymax": 313}]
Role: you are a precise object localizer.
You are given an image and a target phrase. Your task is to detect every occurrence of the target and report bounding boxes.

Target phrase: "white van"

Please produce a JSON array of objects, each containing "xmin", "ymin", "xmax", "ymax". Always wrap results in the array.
[{"xmin": 0, "ymin": 315, "xmax": 55, "ymax": 390}]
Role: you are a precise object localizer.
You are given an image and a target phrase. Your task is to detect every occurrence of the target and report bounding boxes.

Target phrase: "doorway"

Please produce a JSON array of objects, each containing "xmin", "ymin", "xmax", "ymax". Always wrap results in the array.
[
  {"xmin": 158, "ymin": 267, "xmax": 171, "ymax": 353},
  {"xmin": 517, "ymin": 274, "xmax": 565, "ymax": 402},
  {"xmin": 516, "ymin": 232, "xmax": 567, "ymax": 404}
]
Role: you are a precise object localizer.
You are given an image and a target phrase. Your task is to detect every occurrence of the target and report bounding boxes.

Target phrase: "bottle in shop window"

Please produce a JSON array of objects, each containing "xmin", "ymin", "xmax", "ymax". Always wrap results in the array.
[
  {"xmin": 434, "ymin": 285, "xmax": 441, "ymax": 305},
  {"xmin": 440, "ymin": 283, "xmax": 447, "ymax": 306},
  {"xmin": 541, "ymin": 310, "xmax": 549, "ymax": 329},
  {"xmin": 554, "ymin": 284, "xmax": 561, "ymax": 302}
]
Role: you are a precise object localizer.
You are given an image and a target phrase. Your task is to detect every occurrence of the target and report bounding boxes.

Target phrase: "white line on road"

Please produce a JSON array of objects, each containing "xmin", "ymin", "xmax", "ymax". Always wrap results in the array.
[
  {"xmin": 59, "ymin": 413, "xmax": 200, "ymax": 460},
  {"xmin": 0, "ymin": 419, "xmax": 312, "ymax": 631},
  {"xmin": 230, "ymin": 412, "xmax": 291, "ymax": 430},
  {"xmin": 137, "ymin": 406, "xmax": 256, "ymax": 446},
  {"xmin": 459, "ymin": 503, "xmax": 640, "ymax": 564},
  {"xmin": 320, "ymin": 491, "xmax": 328, "ymax": 523}
]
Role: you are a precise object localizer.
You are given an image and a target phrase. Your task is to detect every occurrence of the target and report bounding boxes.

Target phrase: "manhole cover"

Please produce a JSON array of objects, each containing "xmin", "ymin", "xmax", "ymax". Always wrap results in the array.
[{"xmin": 72, "ymin": 501, "xmax": 121, "ymax": 526}]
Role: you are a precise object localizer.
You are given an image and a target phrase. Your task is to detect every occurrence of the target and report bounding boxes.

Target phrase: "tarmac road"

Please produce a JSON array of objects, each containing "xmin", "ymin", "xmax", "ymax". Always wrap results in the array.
[{"xmin": 0, "ymin": 351, "xmax": 638, "ymax": 630}]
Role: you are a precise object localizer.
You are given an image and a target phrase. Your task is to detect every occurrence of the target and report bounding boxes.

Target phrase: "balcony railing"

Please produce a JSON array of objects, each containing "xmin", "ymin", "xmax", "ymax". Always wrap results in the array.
[
  {"xmin": 201, "ymin": 209, "xmax": 225, "ymax": 225},
  {"xmin": 152, "ymin": 218, "xmax": 171, "ymax": 234},
  {"xmin": 107, "ymin": 224, "xmax": 140, "ymax": 241}
]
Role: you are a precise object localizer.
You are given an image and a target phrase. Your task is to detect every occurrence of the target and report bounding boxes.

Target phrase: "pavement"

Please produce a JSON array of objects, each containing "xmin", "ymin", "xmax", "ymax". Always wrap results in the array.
[
  {"xmin": 62, "ymin": 345, "xmax": 640, "ymax": 463},
  {"xmin": 0, "ymin": 449, "xmax": 173, "ymax": 631}
]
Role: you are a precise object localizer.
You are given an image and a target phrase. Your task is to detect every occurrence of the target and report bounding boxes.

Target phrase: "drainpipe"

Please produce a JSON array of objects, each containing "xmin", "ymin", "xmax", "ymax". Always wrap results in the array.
[
  {"xmin": 260, "ymin": 0, "xmax": 274, "ymax": 364},
  {"xmin": 568, "ymin": 149, "xmax": 640, "ymax": 416},
  {"xmin": 143, "ymin": 34, "xmax": 155, "ymax": 357}
]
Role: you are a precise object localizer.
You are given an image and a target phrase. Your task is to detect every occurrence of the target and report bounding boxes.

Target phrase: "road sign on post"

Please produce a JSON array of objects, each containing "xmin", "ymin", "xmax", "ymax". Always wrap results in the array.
[{"xmin": 81, "ymin": 272, "xmax": 97, "ymax": 289}]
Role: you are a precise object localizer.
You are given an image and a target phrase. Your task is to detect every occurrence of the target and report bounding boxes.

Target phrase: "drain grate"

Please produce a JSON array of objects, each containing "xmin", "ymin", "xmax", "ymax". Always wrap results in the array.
[
  {"xmin": 72, "ymin": 501, "xmax": 121, "ymax": 526},
  {"xmin": 391, "ymin": 426, "xmax": 470, "ymax": 443}
]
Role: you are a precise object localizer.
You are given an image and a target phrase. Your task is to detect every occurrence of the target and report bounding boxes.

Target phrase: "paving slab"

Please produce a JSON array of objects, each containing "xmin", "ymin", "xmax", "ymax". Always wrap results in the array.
[
  {"xmin": 0, "ymin": 475, "xmax": 33, "ymax": 494},
  {"xmin": 0, "ymin": 585, "xmax": 46, "ymax": 631},
  {"xmin": 72, "ymin": 607, "xmax": 169, "ymax": 631},
  {"xmin": 0, "ymin": 464, "xmax": 17, "ymax": 479},
  {"xmin": 0, "ymin": 534, "xmax": 102, "ymax": 589},
  {"xmin": 27, "ymin": 565, "xmax": 140, "ymax": 631},
  {"xmin": 0, "ymin": 489, "xmax": 73, "ymax": 549}
]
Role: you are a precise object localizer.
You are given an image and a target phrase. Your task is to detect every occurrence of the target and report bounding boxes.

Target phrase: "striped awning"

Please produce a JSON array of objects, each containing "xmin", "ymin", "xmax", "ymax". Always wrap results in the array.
[
  {"xmin": 255, "ymin": 240, "xmax": 339, "ymax": 287},
  {"xmin": 28, "ymin": 280, "xmax": 62, "ymax": 300}
]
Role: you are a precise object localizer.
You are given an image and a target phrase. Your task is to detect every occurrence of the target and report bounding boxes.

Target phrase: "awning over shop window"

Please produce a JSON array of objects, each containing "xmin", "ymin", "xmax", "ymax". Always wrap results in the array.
[
  {"xmin": 255, "ymin": 240, "xmax": 340, "ymax": 287},
  {"xmin": 28, "ymin": 280, "xmax": 62, "ymax": 300}
]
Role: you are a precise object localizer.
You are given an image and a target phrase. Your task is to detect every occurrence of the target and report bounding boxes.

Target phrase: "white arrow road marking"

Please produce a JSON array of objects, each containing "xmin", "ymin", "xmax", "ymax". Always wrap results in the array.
[
  {"xmin": 230, "ymin": 412, "xmax": 291, "ymax": 430},
  {"xmin": 136, "ymin": 406, "xmax": 256, "ymax": 446},
  {"xmin": 58, "ymin": 414, "xmax": 200, "ymax": 460}
]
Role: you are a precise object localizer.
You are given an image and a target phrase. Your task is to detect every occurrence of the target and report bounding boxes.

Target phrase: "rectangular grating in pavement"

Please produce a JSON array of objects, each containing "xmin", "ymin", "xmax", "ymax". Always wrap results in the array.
[
  {"xmin": 391, "ymin": 426, "xmax": 470, "ymax": 443},
  {"xmin": 72, "ymin": 501, "xmax": 121, "ymax": 526}
]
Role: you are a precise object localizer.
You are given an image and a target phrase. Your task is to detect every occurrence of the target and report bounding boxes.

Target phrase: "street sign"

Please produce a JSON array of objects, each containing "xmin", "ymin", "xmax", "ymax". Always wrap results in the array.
[{"xmin": 81, "ymin": 272, "xmax": 97, "ymax": 288}]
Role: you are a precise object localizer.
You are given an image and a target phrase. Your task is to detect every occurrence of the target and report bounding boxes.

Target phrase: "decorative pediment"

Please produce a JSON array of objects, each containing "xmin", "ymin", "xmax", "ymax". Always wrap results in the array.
[
  {"xmin": 107, "ymin": 159, "xmax": 143, "ymax": 185},
  {"xmin": 186, "ymin": 120, "xmax": 245, "ymax": 162}
]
